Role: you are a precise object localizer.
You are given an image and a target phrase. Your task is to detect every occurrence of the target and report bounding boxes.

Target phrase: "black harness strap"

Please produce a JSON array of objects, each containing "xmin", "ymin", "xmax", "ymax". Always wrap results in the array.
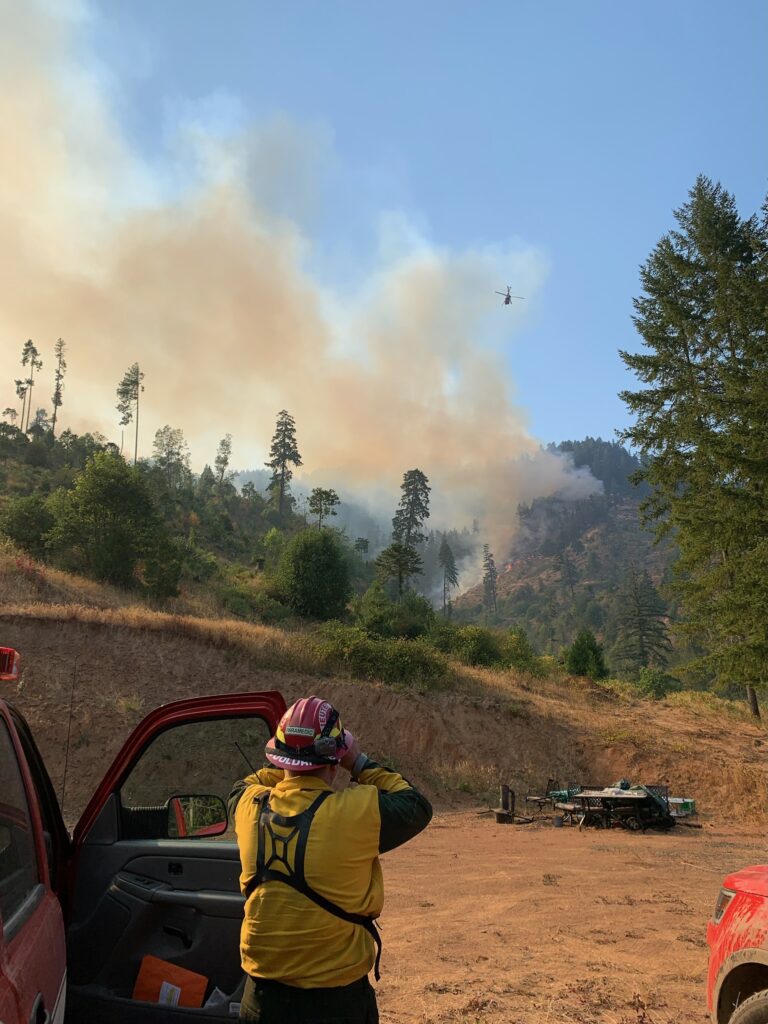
[{"xmin": 244, "ymin": 790, "xmax": 383, "ymax": 981}]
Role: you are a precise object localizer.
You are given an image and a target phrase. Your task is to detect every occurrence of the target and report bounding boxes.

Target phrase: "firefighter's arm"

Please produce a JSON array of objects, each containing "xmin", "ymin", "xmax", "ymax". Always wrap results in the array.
[
  {"xmin": 350, "ymin": 754, "xmax": 433, "ymax": 854},
  {"xmin": 227, "ymin": 767, "xmax": 284, "ymax": 820}
]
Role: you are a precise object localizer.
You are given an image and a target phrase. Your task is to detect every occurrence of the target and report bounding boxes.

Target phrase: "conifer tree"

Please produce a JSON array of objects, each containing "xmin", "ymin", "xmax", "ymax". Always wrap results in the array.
[
  {"xmin": 375, "ymin": 542, "xmax": 423, "ymax": 599},
  {"xmin": 614, "ymin": 564, "xmax": 671, "ymax": 674},
  {"xmin": 214, "ymin": 434, "xmax": 233, "ymax": 494},
  {"xmin": 566, "ymin": 629, "xmax": 608, "ymax": 679},
  {"xmin": 438, "ymin": 535, "xmax": 459, "ymax": 616},
  {"xmin": 14, "ymin": 380, "xmax": 28, "ymax": 432},
  {"xmin": 20, "ymin": 340, "xmax": 42, "ymax": 432},
  {"xmin": 392, "ymin": 469, "xmax": 431, "ymax": 546},
  {"xmin": 308, "ymin": 487, "xmax": 340, "ymax": 529},
  {"xmin": 354, "ymin": 537, "xmax": 369, "ymax": 560},
  {"xmin": 265, "ymin": 410, "xmax": 302, "ymax": 517},
  {"xmin": 116, "ymin": 363, "xmax": 145, "ymax": 465},
  {"xmin": 482, "ymin": 544, "xmax": 498, "ymax": 614},
  {"xmin": 559, "ymin": 551, "xmax": 577, "ymax": 597},
  {"xmin": 50, "ymin": 338, "xmax": 67, "ymax": 438},
  {"xmin": 620, "ymin": 177, "xmax": 768, "ymax": 709}
]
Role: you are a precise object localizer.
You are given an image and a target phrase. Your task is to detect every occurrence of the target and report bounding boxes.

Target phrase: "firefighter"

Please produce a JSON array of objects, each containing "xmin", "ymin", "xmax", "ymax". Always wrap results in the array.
[{"xmin": 229, "ymin": 695, "xmax": 432, "ymax": 1023}]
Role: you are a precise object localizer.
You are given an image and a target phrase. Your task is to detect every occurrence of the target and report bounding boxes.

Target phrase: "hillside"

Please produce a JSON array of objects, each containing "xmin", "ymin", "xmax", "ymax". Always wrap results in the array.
[
  {"xmin": 1, "ymin": 597, "xmax": 764, "ymax": 829},
  {"xmin": 454, "ymin": 440, "xmax": 683, "ymax": 667}
]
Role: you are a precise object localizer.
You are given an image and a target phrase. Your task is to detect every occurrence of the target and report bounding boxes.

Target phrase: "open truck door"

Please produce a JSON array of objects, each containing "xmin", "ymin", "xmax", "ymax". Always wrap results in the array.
[
  {"xmin": 0, "ymin": 693, "xmax": 68, "ymax": 1024},
  {"xmin": 0, "ymin": 688, "xmax": 286, "ymax": 1024}
]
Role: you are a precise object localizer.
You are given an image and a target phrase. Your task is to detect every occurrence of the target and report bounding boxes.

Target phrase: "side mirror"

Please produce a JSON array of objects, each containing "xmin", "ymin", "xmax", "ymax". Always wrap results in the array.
[
  {"xmin": 0, "ymin": 648, "xmax": 20, "ymax": 683},
  {"xmin": 166, "ymin": 795, "xmax": 228, "ymax": 839}
]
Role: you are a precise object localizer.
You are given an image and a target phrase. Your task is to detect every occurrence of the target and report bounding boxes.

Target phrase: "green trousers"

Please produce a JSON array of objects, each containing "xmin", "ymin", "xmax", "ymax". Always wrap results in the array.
[{"xmin": 239, "ymin": 975, "xmax": 379, "ymax": 1024}]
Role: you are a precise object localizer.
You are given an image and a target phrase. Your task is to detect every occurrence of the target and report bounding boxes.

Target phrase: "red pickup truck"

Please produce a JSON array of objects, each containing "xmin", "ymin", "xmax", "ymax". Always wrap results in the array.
[
  {"xmin": 0, "ymin": 675, "xmax": 285, "ymax": 1023},
  {"xmin": 708, "ymin": 866, "xmax": 768, "ymax": 1022}
]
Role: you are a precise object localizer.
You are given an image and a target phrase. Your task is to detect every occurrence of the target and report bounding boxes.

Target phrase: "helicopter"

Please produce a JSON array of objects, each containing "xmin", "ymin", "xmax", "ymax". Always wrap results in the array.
[{"xmin": 495, "ymin": 286, "xmax": 525, "ymax": 305}]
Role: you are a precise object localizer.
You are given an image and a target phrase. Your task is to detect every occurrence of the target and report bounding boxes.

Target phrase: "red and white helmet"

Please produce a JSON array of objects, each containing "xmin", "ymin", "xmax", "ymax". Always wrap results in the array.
[{"xmin": 265, "ymin": 696, "xmax": 351, "ymax": 772}]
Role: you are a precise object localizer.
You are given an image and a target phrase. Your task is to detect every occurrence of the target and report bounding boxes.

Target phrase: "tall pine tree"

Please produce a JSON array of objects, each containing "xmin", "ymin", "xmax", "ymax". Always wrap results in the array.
[
  {"xmin": 116, "ymin": 363, "xmax": 145, "ymax": 465},
  {"xmin": 614, "ymin": 564, "xmax": 671, "ymax": 674},
  {"xmin": 620, "ymin": 177, "xmax": 768, "ymax": 710},
  {"xmin": 265, "ymin": 410, "xmax": 302, "ymax": 517},
  {"xmin": 215, "ymin": 434, "xmax": 233, "ymax": 494},
  {"xmin": 14, "ymin": 380, "xmax": 28, "ymax": 432},
  {"xmin": 50, "ymin": 338, "xmax": 67, "ymax": 438},
  {"xmin": 438, "ymin": 535, "xmax": 459, "ymax": 616},
  {"xmin": 392, "ymin": 469, "xmax": 431, "ymax": 546},
  {"xmin": 20, "ymin": 340, "xmax": 42, "ymax": 433},
  {"xmin": 482, "ymin": 544, "xmax": 498, "ymax": 615}
]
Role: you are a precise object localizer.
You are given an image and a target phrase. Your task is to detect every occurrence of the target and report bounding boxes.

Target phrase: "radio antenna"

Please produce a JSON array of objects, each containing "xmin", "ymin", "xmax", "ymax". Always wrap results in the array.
[
  {"xmin": 235, "ymin": 741, "xmax": 256, "ymax": 774},
  {"xmin": 60, "ymin": 654, "xmax": 79, "ymax": 823}
]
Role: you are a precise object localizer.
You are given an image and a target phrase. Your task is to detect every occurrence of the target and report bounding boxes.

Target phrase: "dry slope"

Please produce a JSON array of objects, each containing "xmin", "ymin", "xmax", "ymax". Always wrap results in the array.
[{"xmin": 0, "ymin": 603, "xmax": 764, "ymax": 828}]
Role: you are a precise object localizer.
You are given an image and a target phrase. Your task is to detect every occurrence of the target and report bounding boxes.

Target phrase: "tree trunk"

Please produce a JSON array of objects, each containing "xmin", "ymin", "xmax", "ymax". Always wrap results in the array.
[
  {"xmin": 746, "ymin": 684, "xmax": 761, "ymax": 719},
  {"xmin": 134, "ymin": 382, "xmax": 140, "ymax": 465},
  {"xmin": 25, "ymin": 361, "xmax": 37, "ymax": 433}
]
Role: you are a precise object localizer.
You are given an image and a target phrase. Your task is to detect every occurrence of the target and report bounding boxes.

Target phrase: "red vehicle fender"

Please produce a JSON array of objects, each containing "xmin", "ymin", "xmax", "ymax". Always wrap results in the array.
[{"xmin": 707, "ymin": 876, "xmax": 768, "ymax": 1018}]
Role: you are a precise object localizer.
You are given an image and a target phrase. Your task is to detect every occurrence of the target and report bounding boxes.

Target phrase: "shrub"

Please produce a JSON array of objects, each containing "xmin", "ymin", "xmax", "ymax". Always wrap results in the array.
[
  {"xmin": 565, "ymin": 629, "xmax": 608, "ymax": 679},
  {"xmin": 248, "ymin": 591, "xmax": 293, "ymax": 625},
  {"xmin": 635, "ymin": 667, "xmax": 680, "ymax": 700},
  {"xmin": 213, "ymin": 576, "xmax": 291, "ymax": 624},
  {"xmin": 387, "ymin": 591, "xmax": 436, "ymax": 638},
  {"xmin": 0, "ymin": 494, "xmax": 54, "ymax": 557},
  {"xmin": 182, "ymin": 544, "xmax": 219, "ymax": 583},
  {"xmin": 141, "ymin": 535, "xmax": 183, "ymax": 601},
  {"xmin": 355, "ymin": 583, "xmax": 435, "ymax": 638},
  {"xmin": 278, "ymin": 529, "xmax": 351, "ymax": 620},
  {"xmin": 354, "ymin": 581, "xmax": 395, "ymax": 635},
  {"xmin": 450, "ymin": 625, "xmax": 504, "ymax": 667},
  {"xmin": 502, "ymin": 627, "xmax": 541, "ymax": 673},
  {"xmin": 312, "ymin": 622, "xmax": 449, "ymax": 687}
]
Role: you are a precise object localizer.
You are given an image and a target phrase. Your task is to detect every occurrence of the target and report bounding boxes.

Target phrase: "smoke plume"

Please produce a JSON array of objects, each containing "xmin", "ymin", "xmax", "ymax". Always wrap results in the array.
[{"xmin": 0, "ymin": 1, "xmax": 598, "ymax": 559}]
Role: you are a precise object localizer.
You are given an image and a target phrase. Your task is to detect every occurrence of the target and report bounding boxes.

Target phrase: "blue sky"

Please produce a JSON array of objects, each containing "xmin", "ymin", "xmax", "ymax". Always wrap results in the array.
[{"xmin": 87, "ymin": 0, "xmax": 766, "ymax": 446}]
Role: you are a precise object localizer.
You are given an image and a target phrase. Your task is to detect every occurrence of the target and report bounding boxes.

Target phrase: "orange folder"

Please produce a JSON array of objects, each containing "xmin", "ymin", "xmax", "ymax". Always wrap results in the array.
[{"xmin": 132, "ymin": 954, "xmax": 208, "ymax": 1008}]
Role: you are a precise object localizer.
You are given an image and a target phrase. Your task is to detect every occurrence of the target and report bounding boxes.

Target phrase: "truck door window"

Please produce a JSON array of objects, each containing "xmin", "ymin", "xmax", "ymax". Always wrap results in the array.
[
  {"xmin": 0, "ymin": 720, "xmax": 39, "ymax": 926},
  {"xmin": 118, "ymin": 717, "xmax": 271, "ymax": 840}
]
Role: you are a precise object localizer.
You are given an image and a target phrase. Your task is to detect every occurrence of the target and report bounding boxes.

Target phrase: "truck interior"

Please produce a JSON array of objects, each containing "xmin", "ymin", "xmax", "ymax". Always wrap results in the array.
[{"xmin": 15, "ymin": 706, "xmax": 274, "ymax": 1023}]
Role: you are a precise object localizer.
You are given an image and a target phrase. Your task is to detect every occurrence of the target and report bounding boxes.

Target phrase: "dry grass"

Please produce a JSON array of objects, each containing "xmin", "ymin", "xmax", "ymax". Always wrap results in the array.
[
  {"xmin": 0, "ymin": 601, "xmax": 318, "ymax": 673},
  {"xmin": 598, "ymin": 726, "xmax": 649, "ymax": 748},
  {"xmin": 115, "ymin": 693, "xmax": 144, "ymax": 715},
  {"xmin": 665, "ymin": 687, "xmax": 758, "ymax": 723},
  {"xmin": 429, "ymin": 760, "xmax": 500, "ymax": 803}
]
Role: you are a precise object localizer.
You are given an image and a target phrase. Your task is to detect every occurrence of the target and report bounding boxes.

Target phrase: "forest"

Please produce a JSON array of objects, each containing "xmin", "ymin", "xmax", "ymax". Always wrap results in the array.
[{"xmin": 1, "ymin": 176, "xmax": 766, "ymax": 708}]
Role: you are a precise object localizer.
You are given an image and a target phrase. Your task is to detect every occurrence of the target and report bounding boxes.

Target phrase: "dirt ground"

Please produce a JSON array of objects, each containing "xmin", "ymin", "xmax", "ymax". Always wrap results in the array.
[
  {"xmin": 376, "ymin": 811, "xmax": 760, "ymax": 1024},
  {"xmin": 2, "ymin": 609, "xmax": 766, "ymax": 1024}
]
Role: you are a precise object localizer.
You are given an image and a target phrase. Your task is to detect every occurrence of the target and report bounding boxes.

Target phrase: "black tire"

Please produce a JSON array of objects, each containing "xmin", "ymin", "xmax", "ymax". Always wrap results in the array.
[
  {"xmin": 729, "ymin": 990, "xmax": 768, "ymax": 1024},
  {"xmin": 622, "ymin": 815, "xmax": 642, "ymax": 832}
]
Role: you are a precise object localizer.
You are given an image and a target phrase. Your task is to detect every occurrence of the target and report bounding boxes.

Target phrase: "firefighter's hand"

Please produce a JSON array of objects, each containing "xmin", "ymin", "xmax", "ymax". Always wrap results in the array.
[{"xmin": 339, "ymin": 733, "xmax": 361, "ymax": 771}]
